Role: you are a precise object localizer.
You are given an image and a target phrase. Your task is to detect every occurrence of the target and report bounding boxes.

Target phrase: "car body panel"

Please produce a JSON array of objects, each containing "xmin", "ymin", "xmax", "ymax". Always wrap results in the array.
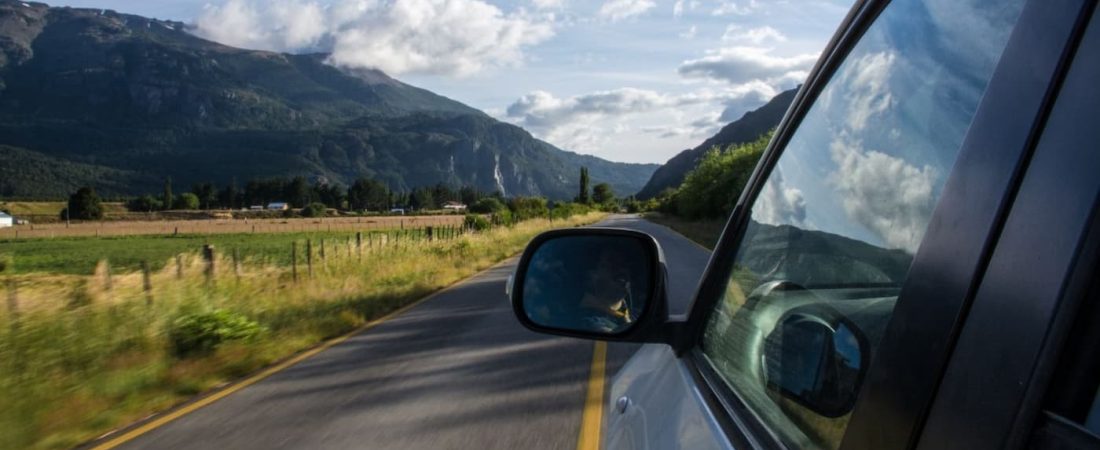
[{"xmin": 606, "ymin": 344, "xmax": 732, "ymax": 450}]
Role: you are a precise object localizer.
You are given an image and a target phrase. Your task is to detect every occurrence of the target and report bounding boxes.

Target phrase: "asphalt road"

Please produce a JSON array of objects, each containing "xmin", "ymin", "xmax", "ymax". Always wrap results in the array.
[{"xmin": 105, "ymin": 214, "xmax": 711, "ymax": 450}]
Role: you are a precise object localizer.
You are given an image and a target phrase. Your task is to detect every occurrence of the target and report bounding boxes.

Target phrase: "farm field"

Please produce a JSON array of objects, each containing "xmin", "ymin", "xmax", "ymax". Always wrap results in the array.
[
  {"xmin": 0, "ymin": 214, "xmax": 465, "ymax": 239},
  {"xmin": 0, "ymin": 212, "xmax": 606, "ymax": 449},
  {"xmin": 0, "ymin": 228, "xmax": 452, "ymax": 275}
]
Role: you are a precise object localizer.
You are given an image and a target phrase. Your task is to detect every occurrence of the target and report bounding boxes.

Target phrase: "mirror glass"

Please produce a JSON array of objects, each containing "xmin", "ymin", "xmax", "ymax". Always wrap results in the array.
[
  {"xmin": 763, "ymin": 315, "xmax": 867, "ymax": 417},
  {"xmin": 521, "ymin": 235, "xmax": 653, "ymax": 335}
]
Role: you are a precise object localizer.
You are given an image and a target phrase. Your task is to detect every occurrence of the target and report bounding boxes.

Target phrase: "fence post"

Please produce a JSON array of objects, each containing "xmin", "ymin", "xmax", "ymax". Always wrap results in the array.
[
  {"xmin": 291, "ymin": 242, "xmax": 299, "ymax": 283},
  {"xmin": 320, "ymin": 238, "xmax": 327, "ymax": 264},
  {"xmin": 306, "ymin": 239, "xmax": 314, "ymax": 278},
  {"xmin": 427, "ymin": 226, "xmax": 434, "ymax": 242},
  {"xmin": 233, "ymin": 248, "xmax": 242, "ymax": 280},
  {"xmin": 176, "ymin": 254, "xmax": 184, "ymax": 279},
  {"xmin": 356, "ymin": 232, "xmax": 363, "ymax": 259},
  {"xmin": 141, "ymin": 261, "xmax": 153, "ymax": 305},
  {"xmin": 202, "ymin": 245, "xmax": 216, "ymax": 284}
]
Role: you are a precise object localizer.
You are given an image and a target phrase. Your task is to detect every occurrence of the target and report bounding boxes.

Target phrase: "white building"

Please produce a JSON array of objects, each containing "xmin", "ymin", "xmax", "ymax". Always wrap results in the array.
[
  {"xmin": 442, "ymin": 201, "xmax": 467, "ymax": 211},
  {"xmin": 0, "ymin": 212, "xmax": 12, "ymax": 228},
  {"xmin": 266, "ymin": 202, "xmax": 289, "ymax": 211}
]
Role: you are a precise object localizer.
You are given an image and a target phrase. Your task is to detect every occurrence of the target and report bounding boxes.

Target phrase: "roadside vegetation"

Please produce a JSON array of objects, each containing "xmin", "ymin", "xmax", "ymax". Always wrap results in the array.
[
  {"xmin": 0, "ymin": 211, "xmax": 604, "ymax": 450},
  {"xmin": 644, "ymin": 131, "xmax": 773, "ymax": 247}
]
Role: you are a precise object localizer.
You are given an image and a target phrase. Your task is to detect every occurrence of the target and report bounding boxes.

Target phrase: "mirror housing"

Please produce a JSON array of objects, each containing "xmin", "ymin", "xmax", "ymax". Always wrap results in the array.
[{"xmin": 510, "ymin": 227, "xmax": 673, "ymax": 343}]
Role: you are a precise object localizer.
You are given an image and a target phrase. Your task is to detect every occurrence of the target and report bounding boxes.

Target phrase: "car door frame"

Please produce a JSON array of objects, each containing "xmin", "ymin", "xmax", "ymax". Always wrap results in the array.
[{"xmin": 659, "ymin": 0, "xmax": 1098, "ymax": 448}]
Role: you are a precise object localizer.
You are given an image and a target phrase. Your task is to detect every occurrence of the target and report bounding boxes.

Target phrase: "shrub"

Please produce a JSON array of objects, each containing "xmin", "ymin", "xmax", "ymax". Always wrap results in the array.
[
  {"xmin": 173, "ymin": 193, "xmax": 200, "ymax": 210},
  {"xmin": 464, "ymin": 214, "xmax": 490, "ymax": 231},
  {"xmin": 550, "ymin": 202, "xmax": 591, "ymax": 220},
  {"xmin": 508, "ymin": 196, "xmax": 548, "ymax": 222},
  {"xmin": 468, "ymin": 197, "xmax": 507, "ymax": 214},
  {"xmin": 126, "ymin": 195, "xmax": 163, "ymax": 212},
  {"xmin": 169, "ymin": 310, "xmax": 266, "ymax": 358},
  {"xmin": 300, "ymin": 202, "xmax": 328, "ymax": 218},
  {"xmin": 673, "ymin": 131, "xmax": 772, "ymax": 220}
]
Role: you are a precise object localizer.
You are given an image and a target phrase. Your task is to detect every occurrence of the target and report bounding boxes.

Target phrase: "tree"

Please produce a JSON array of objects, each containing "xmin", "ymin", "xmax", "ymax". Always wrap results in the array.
[
  {"xmin": 286, "ymin": 176, "xmax": 311, "ymax": 208},
  {"xmin": 509, "ymin": 196, "xmax": 548, "ymax": 222},
  {"xmin": 409, "ymin": 187, "xmax": 435, "ymax": 210},
  {"xmin": 300, "ymin": 202, "xmax": 327, "ymax": 217},
  {"xmin": 576, "ymin": 167, "xmax": 590, "ymax": 204},
  {"xmin": 347, "ymin": 178, "xmax": 389, "ymax": 211},
  {"xmin": 219, "ymin": 179, "xmax": 239, "ymax": 210},
  {"xmin": 173, "ymin": 193, "xmax": 200, "ymax": 210},
  {"xmin": 126, "ymin": 195, "xmax": 162, "ymax": 212},
  {"xmin": 191, "ymin": 182, "xmax": 217, "ymax": 210},
  {"xmin": 63, "ymin": 187, "xmax": 104, "ymax": 220},
  {"xmin": 312, "ymin": 182, "xmax": 345, "ymax": 209},
  {"xmin": 459, "ymin": 186, "xmax": 480, "ymax": 205},
  {"xmin": 163, "ymin": 177, "xmax": 173, "ymax": 211},
  {"xmin": 592, "ymin": 183, "xmax": 615, "ymax": 205}
]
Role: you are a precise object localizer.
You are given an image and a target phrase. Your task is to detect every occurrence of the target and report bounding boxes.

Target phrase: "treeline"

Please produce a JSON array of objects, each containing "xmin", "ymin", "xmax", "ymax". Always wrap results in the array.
[
  {"xmin": 653, "ymin": 131, "xmax": 773, "ymax": 220},
  {"xmin": 123, "ymin": 176, "xmax": 496, "ymax": 214}
]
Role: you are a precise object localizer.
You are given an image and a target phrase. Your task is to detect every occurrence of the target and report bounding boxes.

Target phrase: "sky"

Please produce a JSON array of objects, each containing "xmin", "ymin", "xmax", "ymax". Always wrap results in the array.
[{"xmin": 47, "ymin": 0, "xmax": 852, "ymax": 164}]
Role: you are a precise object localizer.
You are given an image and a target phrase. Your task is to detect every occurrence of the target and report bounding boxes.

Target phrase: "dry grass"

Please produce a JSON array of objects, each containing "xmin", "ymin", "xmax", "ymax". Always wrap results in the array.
[
  {"xmin": 0, "ymin": 214, "xmax": 464, "ymax": 239},
  {"xmin": 0, "ymin": 213, "xmax": 605, "ymax": 449}
]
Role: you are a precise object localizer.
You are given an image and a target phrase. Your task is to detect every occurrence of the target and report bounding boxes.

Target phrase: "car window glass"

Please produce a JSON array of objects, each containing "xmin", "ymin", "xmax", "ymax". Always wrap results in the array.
[{"xmin": 699, "ymin": 0, "xmax": 1025, "ymax": 448}]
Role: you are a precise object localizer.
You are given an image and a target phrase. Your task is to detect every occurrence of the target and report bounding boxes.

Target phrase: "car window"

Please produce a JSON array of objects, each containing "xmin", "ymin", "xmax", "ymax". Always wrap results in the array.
[{"xmin": 698, "ymin": 0, "xmax": 1025, "ymax": 448}]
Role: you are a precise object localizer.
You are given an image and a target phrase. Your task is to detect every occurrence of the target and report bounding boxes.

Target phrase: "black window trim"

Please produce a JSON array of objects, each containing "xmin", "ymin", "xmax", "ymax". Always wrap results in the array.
[
  {"xmin": 668, "ymin": 0, "xmax": 1091, "ymax": 448},
  {"xmin": 916, "ymin": 3, "xmax": 1100, "ymax": 448}
]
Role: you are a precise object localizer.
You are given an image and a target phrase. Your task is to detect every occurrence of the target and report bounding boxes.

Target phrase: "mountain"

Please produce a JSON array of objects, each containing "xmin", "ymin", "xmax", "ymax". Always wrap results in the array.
[
  {"xmin": 0, "ymin": 1, "xmax": 657, "ymax": 199},
  {"xmin": 635, "ymin": 88, "xmax": 797, "ymax": 199}
]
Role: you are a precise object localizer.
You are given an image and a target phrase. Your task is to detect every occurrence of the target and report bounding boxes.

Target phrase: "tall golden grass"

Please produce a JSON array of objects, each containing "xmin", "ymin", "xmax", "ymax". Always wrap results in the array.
[{"xmin": 0, "ymin": 213, "xmax": 604, "ymax": 449}]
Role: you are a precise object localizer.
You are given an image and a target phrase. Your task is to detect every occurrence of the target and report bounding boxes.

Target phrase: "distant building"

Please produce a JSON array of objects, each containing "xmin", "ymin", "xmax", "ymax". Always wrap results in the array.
[
  {"xmin": 266, "ymin": 202, "xmax": 289, "ymax": 211},
  {"xmin": 0, "ymin": 212, "xmax": 11, "ymax": 228},
  {"xmin": 249, "ymin": 205, "xmax": 264, "ymax": 211},
  {"xmin": 389, "ymin": 208, "xmax": 405, "ymax": 215},
  {"xmin": 442, "ymin": 201, "xmax": 467, "ymax": 211}
]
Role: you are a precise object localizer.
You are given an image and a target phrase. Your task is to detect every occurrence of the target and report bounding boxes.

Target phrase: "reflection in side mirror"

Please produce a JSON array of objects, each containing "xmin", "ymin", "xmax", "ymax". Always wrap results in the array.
[
  {"xmin": 512, "ymin": 229, "xmax": 662, "ymax": 338},
  {"xmin": 763, "ymin": 313, "xmax": 867, "ymax": 418}
]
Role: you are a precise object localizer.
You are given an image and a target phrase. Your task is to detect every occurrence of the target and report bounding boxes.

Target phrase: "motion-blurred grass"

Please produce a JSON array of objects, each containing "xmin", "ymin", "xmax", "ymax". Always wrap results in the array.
[{"xmin": 0, "ymin": 213, "xmax": 604, "ymax": 449}]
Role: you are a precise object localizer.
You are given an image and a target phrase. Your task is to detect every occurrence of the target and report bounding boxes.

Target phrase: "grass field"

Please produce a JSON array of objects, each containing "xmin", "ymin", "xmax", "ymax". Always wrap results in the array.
[
  {"xmin": 0, "ymin": 201, "xmax": 128, "ymax": 217},
  {"xmin": 0, "ymin": 228, "xmax": 444, "ymax": 275},
  {"xmin": 0, "ymin": 213, "xmax": 604, "ymax": 449}
]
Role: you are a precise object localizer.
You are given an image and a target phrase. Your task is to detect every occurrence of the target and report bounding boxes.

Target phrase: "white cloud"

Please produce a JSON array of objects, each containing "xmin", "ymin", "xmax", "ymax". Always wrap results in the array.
[
  {"xmin": 678, "ymin": 46, "xmax": 817, "ymax": 84},
  {"xmin": 712, "ymin": 0, "xmax": 757, "ymax": 16},
  {"xmin": 673, "ymin": 0, "xmax": 685, "ymax": 17},
  {"xmin": 828, "ymin": 136, "xmax": 938, "ymax": 253},
  {"xmin": 679, "ymin": 25, "xmax": 697, "ymax": 39},
  {"xmin": 194, "ymin": 0, "xmax": 555, "ymax": 77},
  {"xmin": 753, "ymin": 167, "xmax": 806, "ymax": 227},
  {"xmin": 597, "ymin": 0, "xmax": 656, "ymax": 22},
  {"xmin": 531, "ymin": 0, "xmax": 564, "ymax": 10},
  {"xmin": 722, "ymin": 25, "xmax": 786, "ymax": 44}
]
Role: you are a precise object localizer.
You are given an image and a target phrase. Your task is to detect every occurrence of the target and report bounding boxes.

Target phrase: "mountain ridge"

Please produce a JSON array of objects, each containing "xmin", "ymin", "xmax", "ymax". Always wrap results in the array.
[
  {"xmin": 0, "ymin": 0, "xmax": 657, "ymax": 199},
  {"xmin": 635, "ymin": 88, "xmax": 797, "ymax": 199}
]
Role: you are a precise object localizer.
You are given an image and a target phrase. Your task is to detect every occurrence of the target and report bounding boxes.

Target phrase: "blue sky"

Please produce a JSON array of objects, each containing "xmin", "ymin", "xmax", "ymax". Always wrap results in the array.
[{"xmin": 48, "ymin": 0, "xmax": 851, "ymax": 164}]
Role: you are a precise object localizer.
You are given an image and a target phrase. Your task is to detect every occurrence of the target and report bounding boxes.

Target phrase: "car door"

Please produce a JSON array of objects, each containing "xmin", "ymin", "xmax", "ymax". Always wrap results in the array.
[{"xmin": 605, "ymin": 0, "xmax": 1089, "ymax": 448}]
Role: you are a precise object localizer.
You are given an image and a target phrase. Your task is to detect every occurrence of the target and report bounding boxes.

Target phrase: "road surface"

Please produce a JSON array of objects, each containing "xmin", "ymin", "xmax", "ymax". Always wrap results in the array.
[{"xmin": 99, "ymin": 215, "xmax": 712, "ymax": 450}]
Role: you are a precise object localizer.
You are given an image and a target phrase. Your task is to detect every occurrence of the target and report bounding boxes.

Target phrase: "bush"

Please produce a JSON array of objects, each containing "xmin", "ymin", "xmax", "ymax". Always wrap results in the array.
[
  {"xmin": 550, "ymin": 202, "xmax": 592, "ymax": 220},
  {"xmin": 673, "ymin": 131, "xmax": 772, "ymax": 220},
  {"xmin": 173, "ymin": 193, "xmax": 200, "ymax": 210},
  {"xmin": 464, "ymin": 214, "xmax": 490, "ymax": 231},
  {"xmin": 169, "ymin": 309, "xmax": 266, "ymax": 358},
  {"xmin": 300, "ymin": 202, "xmax": 328, "ymax": 218},
  {"xmin": 468, "ymin": 197, "xmax": 507, "ymax": 214},
  {"xmin": 509, "ymin": 196, "xmax": 548, "ymax": 222},
  {"xmin": 126, "ymin": 195, "xmax": 163, "ymax": 212}
]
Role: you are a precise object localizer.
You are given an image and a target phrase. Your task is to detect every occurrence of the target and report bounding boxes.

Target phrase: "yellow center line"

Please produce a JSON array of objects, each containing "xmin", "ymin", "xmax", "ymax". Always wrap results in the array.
[{"xmin": 577, "ymin": 340, "xmax": 607, "ymax": 450}]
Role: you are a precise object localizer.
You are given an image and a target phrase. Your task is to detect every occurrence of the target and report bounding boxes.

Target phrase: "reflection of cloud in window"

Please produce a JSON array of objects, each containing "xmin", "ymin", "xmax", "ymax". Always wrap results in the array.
[
  {"xmin": 752, "ymin": 168, "xmax": 806, "ymax": 227},
  {"xmin": 839, "ymin": 51, "xmax": 895, "ymax": 132},
  {"xmin": 925, "ymin": 0, "xmax": 1021, "ymax": 80},
  {"xmin": 828, "ymin": 136, "xmax": 938, "ymax": 254}
]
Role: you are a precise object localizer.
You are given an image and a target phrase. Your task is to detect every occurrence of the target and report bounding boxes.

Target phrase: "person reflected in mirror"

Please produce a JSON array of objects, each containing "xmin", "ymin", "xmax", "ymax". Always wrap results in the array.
[{"xmin": 577, "ymin": 248, "xmax": 635, "ymax": 333}]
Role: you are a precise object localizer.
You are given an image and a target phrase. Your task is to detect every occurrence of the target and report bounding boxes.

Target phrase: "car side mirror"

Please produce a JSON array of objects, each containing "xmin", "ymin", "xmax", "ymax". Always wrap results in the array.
[{"xmin": 510, "ymin": 228, "xmax": 670, "ymax": 342}]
